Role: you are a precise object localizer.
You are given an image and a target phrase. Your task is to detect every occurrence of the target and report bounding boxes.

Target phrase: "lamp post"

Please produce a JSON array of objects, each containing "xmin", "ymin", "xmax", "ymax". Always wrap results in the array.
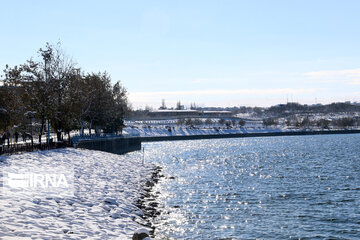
[{"xmin": 41, "ymin": 47, "xmax": 51, "ymax": 146}]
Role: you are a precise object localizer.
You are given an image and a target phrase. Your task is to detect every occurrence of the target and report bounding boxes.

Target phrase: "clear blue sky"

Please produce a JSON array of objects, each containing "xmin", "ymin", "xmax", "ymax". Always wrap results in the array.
[{"xmin": 1, "ymin": 0, "xmax": 360, "ymax": 108}]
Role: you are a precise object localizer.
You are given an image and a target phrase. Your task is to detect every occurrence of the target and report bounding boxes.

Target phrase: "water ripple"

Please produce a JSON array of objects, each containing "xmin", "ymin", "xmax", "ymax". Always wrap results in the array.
[{"xmin": 144, "ymin": 134, "xmax": 360, "ymax": 239}]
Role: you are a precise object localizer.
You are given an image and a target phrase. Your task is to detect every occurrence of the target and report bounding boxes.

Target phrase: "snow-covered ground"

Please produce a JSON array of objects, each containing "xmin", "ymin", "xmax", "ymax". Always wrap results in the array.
[
  {"xmin": 0, "ymin": 148, "xmax": 154, "ymax": 239},
  {"xmin": 123, "ymin": 126, "xmax": 287, "ymax": 137}
]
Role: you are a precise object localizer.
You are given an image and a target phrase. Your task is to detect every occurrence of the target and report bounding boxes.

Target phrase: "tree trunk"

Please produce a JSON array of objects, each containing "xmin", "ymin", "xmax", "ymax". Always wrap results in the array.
[
  {"xmin": 56, "ymin": 130, "xmax": 61, "ymax": 142},
  {"xmin": 89, "ymin": 120, "xmax": 93, "ymax": 136},
  {"xmin": 80, "ymin": 121, "xmax": 84, "ymax": 136},
  {"xmin": 39, "ymin": 120, "xmax": 45, "ymax": 144}
]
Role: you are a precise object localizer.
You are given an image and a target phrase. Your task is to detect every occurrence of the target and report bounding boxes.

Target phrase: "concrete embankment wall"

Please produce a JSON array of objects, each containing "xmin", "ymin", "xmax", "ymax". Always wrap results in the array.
[
  {"xmin": 75, "ymin": 137, "xmax": 141, "ymax": 154},
  {"xmin": 141, "ymin": 130, "xmax": 360, "ymax": 142},
  {"xmin": 73, "ymin": 130, "xmax": 360, "ymax": 154}
]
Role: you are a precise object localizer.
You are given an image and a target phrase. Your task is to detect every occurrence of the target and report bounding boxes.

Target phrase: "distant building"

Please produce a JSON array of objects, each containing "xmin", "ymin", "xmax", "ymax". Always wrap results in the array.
[
  {"xmin": 148, "ymin": 110, "xmax": 199, "ymax": 118},
  {"xmin": 147, "ymin": 110, "xmax": 232, "ymax": 119},
  {"xmin": 200, "ymin": 111, "xmax": 232, "ymax": 118}
]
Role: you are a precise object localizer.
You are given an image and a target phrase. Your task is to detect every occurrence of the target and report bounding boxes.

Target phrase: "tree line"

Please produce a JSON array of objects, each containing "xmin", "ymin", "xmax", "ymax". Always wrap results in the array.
[
  {"xmin": 263, "ymin": 116, "xmax": 360, "ymax": 128},
  {"xmin": 0, "ymin": 43, "xmax": 129, "ymax": 143}
]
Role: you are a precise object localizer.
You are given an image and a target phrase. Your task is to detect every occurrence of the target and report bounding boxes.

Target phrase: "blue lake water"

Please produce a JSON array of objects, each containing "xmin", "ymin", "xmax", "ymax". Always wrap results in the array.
[{"xmin": 143, "ymin": 134, "xmax": 360, "ymax": 239}]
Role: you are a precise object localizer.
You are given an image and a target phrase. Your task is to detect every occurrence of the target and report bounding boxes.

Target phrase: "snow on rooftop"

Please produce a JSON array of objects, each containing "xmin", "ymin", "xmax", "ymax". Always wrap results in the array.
[
  {"xmin": 202, "ymin": 111, "xmax": 231, "ymax": 113},
  {"xmin": 150, "ymin": 109, "xmax": 198, "ymax": 113}
]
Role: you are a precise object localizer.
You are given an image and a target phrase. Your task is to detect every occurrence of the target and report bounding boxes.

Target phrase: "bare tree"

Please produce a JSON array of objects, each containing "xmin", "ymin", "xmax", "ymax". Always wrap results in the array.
[
  {"xmin": 176, "ymin": 101, "xmax": 181, "ymax": 110},
  {"xmin": 160, "ymin": 99, "xmax": 167, "ymax": 110}
]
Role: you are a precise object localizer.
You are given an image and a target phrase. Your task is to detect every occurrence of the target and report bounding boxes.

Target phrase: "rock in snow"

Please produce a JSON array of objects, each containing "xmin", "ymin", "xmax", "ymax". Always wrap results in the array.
[{"xmin": 132, "ymin": 228, "xmax": 151, "ymax": 240}]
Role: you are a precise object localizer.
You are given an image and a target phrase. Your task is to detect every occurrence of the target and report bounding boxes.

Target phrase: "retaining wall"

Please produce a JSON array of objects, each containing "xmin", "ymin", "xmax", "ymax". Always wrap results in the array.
[
  {"xmin": 141, "ymin": 130, "xmax": 360, "ymax": 142},
  {"xmin": 75, "ymin": 137, "xmax": 141, "ymax": 154}
]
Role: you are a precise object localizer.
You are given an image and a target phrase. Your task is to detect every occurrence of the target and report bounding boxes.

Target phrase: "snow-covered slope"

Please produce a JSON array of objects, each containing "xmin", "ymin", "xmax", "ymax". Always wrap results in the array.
[
  {"xmin": 123, "ymin": 126, "xmax": 285, "ymax": 137},
  {"xmin": 0, "ymin": 148, "xmax": 153, "ymax": 239}
]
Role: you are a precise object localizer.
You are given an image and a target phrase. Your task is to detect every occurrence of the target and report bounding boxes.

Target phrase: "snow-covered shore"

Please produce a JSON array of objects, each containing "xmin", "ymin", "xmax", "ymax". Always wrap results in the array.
[
  {"xmin": 0, "ymin": 148, "xmax": 154, "ymax": 239},
  {"xmin": 123, "ymin": 126, "xmax": 287, "ymax": 137}
]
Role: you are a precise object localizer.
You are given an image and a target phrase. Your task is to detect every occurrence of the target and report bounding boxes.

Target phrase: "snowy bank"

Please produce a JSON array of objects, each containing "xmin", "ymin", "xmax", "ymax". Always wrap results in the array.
[
  {"xmin": 121, "ymin": 126, "xmax": 360, "ymax": 142},
  {"xmin": 123, "ymin": 126, "xmax": 286, "ymax": 137},
  {"xmin": 0, "ymin": 148, "xmax": 154, "ymax": 239}
]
